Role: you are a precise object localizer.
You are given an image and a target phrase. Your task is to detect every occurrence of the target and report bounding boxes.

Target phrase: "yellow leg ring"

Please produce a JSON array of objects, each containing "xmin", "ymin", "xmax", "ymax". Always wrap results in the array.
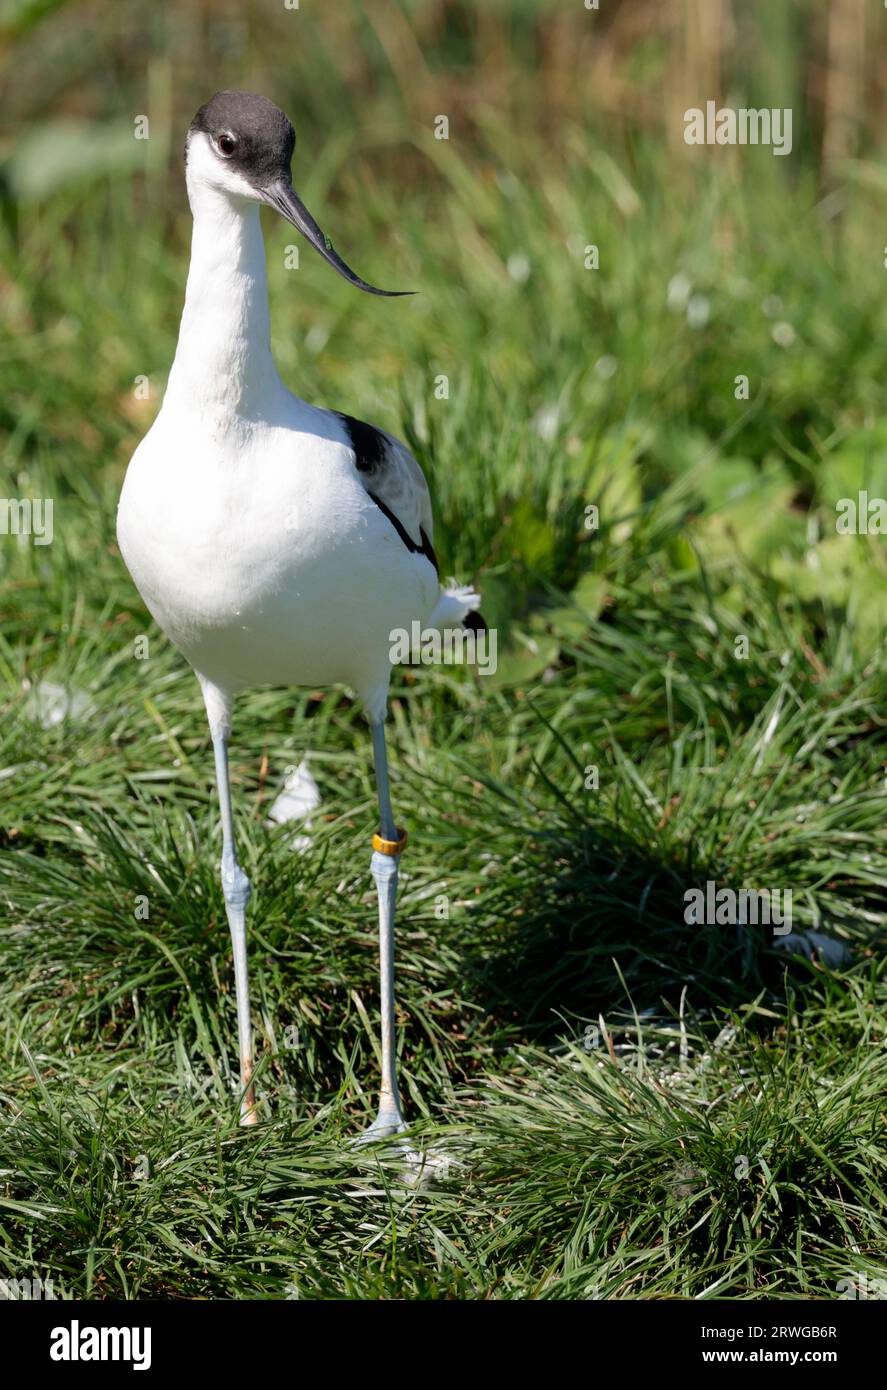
[{"xmin": 372, "ymin": 827, "xmax": 408, "ymax": 857}]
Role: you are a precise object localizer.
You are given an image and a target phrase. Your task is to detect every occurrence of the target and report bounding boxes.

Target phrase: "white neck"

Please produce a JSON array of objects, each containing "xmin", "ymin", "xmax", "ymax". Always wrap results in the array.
[{"xmin": 165, "ymin": 179, "xmax": 282, "ymax": 418}]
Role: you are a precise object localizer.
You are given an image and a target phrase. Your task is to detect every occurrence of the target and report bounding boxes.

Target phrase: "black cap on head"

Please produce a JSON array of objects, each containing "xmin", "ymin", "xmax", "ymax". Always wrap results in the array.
[
  {"xmin": 187, "ymin": 90, "xmax": 413, "ymax": 298},
  {"xmin": 188, "ymin": 90, "xmax": 295, "ymax": 186}
]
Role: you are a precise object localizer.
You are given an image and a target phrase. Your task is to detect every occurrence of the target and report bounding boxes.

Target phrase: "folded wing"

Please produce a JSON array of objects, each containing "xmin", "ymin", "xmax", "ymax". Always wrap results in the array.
[{"xmin": 335, "ymin": 412, "xmax": 438, "ymax": 572}]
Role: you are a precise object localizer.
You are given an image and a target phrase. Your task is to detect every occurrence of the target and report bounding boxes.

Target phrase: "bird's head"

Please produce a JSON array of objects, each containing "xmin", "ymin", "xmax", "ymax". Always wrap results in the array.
[{"xmin": 185, "ymin": 90, "xmax": 410, "ymax": 297}]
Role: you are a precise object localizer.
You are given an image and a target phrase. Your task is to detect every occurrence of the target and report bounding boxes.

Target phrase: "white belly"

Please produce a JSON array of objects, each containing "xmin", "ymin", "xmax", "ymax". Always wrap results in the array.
[{"xmin": 116, "ymin": 404, "xmax": 438, "ymax": 706}]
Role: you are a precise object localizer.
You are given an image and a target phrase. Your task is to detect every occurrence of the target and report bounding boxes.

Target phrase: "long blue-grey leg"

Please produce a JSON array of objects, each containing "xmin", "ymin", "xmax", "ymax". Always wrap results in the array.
[
  {"xmin": 201, "ymin": 677, "xmax": 257, "ymax": 1125},
  {"xmin": 211, "ymin": 733, "xmax": 256, "ymax": 1124},
  {"xmin": 361, "ymin": 719, "xmax": 408, "ymax": 1139}
]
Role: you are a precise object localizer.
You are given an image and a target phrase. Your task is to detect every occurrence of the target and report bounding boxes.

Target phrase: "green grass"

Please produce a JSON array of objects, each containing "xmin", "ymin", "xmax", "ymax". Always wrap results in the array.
[{"xmin": 2, "ymin": 1, "xmax": 887, "ymax": 1301}]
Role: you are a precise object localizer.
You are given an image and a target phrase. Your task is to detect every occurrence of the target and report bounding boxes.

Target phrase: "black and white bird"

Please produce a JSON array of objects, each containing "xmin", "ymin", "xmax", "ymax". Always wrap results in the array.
[{"xmin": 117, "ymin": 92, "xmax": 482, "ymax": 1136}]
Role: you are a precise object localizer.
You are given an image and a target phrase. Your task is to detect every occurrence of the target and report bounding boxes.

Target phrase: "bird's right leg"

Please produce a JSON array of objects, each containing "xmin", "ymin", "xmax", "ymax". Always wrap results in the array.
[
  {"xmin": 359, "ymin": 718, "xmax": 410, "ymax": 1142},
  {"xmin": 201, "ymin": 678, "xmax": 257, "ymax": 1126}
]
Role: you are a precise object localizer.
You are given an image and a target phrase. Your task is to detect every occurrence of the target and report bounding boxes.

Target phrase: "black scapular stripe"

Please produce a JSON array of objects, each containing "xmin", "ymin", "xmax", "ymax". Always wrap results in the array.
[
  {"xmin": 336, "ymin": 412, "xmax": 388, "ymax": 474},
  {"xmin": 336, "ymin": 412, "xmax": 438, "ymax": 573},
  {"xmin": 366, "ymin": 490, "xmax": 439, "ymax": 574}
]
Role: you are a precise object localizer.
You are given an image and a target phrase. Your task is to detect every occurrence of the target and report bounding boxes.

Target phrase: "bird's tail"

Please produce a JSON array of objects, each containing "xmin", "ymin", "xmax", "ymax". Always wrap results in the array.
[{"xmin": 426, "ymin": 579, "xmax": 485, "ymax": 634}]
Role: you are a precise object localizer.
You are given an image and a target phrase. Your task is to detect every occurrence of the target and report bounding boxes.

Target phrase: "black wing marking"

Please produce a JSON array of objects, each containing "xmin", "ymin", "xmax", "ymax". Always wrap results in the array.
[
  {"xmin": 462, "ymin": 608, "xmax": 487, "ymax": 634},
  {"xmin": 335, "ymin": 412, "xmax": 388, "ymax": 475},
  {"xmin": 364, "ymin": 490, "xmax": 438, "ymax": 571},
  {"xmin": 336, "ymin": 412, "xmax": 438, "ymax": 574}
]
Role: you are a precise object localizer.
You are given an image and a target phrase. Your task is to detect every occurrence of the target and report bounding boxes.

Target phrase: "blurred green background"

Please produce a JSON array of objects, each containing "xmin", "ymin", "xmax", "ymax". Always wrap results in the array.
[{"xmin": 0, "ymin": 0, "xmax": 885, "ymax": 1301}]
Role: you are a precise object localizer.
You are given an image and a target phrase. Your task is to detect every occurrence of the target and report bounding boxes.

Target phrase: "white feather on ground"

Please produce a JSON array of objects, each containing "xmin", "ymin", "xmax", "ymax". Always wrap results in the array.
[
  {"xmin": 23, "ymin": 680, "xmax": 97, "ymax": 729},
  {"xmin": 266, "ymin": 758, "xmax": 321, "ymax": 852}
]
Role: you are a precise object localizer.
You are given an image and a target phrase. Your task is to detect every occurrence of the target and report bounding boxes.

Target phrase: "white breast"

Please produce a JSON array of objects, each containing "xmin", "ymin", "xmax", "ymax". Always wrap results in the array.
[{"xmin": 117, "ymin": 392, "xmax": 439, "ymax": 707}]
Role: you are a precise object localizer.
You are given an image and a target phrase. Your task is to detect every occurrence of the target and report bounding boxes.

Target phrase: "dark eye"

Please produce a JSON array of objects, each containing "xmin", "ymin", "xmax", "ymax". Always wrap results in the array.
[{"xmin": 217, "ymin": 132, "xmax": 237, "ymax": 157}]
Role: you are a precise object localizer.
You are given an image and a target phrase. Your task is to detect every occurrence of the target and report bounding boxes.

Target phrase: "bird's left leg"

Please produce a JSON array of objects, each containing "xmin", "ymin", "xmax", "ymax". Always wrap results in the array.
[
  {"xmin": 201, "ymin": 677, "xmax": 257, "ymax": 1126},
  {"xmin": 360, "ymin": 718, "xmax": 410, "ymax": 1141}
]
